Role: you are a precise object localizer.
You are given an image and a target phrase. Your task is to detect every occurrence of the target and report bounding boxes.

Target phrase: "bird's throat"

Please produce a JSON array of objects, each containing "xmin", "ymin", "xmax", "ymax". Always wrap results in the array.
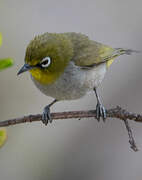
[{"xmin": 30, "ymin": 68, "xmax": 60, "ymax": 85}]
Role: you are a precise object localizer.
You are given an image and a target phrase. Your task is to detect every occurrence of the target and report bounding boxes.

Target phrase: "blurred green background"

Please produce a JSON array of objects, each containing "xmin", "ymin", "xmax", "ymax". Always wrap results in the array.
[{"xmin": 0, "ymin": 0, "xmax": 142, "ymax": 180}]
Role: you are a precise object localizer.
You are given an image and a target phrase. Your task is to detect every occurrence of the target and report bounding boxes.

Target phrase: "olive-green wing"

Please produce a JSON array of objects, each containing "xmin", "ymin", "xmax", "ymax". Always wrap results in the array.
[{"xmin": 65, "ymin": 32, "xmax": 116, "ymax": 67}]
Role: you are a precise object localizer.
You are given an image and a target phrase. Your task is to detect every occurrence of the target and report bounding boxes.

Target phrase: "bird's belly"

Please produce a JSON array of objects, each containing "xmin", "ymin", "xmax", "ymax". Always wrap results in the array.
[
  {"xmin": 84, "ymin": 63, "xmax": 107, "ymax": 89},
  {"xmin": 31, "ymin": 62, "xmax": 107, "ymax": 100}
]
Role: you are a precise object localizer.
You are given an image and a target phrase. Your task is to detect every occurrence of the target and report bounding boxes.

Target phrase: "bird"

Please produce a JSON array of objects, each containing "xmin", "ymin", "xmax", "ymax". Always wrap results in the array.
[{"xmin": 17, "ymin": 32, "xmax": 138, "ymax": 125}]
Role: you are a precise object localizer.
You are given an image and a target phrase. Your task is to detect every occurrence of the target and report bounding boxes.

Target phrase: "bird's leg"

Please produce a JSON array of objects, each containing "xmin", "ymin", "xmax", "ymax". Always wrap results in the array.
[
  {"xmin": 42, "ymin": 99, "xmax": 58, "ymax": 125},
  {"xmin": 94, "ymin": 88, "xmax": 106, "ymax": 122}
]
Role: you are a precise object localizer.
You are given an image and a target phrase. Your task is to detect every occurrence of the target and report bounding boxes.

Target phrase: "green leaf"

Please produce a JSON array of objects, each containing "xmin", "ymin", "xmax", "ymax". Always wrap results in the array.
[
  {"xmin": 0, "ymin": 32, "xmax": 2, "ymax": 47},
  {"xmin": 0, "ymin": 128, "xmax": 7, "ymax": 147},
  {"xmin": 0, "ymin": 58, "xmax": 14, "ymax": 70}
]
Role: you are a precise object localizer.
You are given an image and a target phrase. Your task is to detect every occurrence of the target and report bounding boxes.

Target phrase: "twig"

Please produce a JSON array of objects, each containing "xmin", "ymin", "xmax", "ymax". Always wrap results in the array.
[
  {"xmin": 123, "ymin": 119, "xmax": 138, "ymax": 151},
  {"xmin": 0, "ymin": 106, "xmax": 141, "ymax": 151}
]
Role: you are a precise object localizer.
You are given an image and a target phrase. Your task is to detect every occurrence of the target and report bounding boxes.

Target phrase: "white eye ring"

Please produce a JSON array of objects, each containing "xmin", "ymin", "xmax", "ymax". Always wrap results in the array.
[{"xmin": 41, "ymin": 57, "xmax": 51, "ymax": 68}]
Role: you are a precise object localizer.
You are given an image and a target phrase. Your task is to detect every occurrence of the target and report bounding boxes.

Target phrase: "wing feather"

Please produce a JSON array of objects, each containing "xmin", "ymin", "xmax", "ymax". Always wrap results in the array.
[{"xmin": 65, "ymin": 32, "xmax": 115, "ymax": 67}]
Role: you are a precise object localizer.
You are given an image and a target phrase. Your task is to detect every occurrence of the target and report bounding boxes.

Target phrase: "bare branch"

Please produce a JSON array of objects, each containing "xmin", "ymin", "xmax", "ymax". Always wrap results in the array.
[
  {"xmin": 0, "ymin": 106, "xmax": 142, "ymax": 127},
  {"xmin": 123, "ymin": 119, "xmax": 138, "ymax": 151},
  {"xmin": 0, "ymin": 106, "xmax": 141, "ymax": 151}
]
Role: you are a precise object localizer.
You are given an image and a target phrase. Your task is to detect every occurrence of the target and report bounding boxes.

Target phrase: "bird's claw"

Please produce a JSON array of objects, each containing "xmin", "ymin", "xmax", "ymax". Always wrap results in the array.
[
  {"xmin": 42, "ymin": 105, "xmax": 52, "ymax": 125},
  {"xmin": 96, "ymin": 103, "xmax": 106, "ymax": 122}
]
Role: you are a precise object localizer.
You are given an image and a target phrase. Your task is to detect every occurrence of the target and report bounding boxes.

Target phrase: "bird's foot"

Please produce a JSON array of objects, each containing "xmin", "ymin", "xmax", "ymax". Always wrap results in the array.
[
  {"xmin": 42, "ymin": 105, "xmax": 52, "ymax": 125},
  {"xmin": 96, "ymin": 103, "xmax": 106, "ymax": 122}
]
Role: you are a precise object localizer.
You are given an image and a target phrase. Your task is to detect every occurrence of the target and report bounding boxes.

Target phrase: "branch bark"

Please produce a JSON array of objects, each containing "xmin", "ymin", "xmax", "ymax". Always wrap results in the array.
[{"xmin": 0, "ymin": 106, "xmax": 141, "ymax": 151}]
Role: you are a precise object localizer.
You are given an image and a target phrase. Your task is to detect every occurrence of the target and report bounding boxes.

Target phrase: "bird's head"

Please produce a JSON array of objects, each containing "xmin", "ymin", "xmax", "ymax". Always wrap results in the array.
[{"xmin": 18, "ymin": 33, "xmax": 73, "ymax": 84}]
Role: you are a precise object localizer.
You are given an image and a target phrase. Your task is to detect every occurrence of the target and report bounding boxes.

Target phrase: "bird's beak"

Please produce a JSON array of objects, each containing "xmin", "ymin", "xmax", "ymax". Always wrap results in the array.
[{"xmin": 17, "ymin": 64, "xmax": 34, "ymax": 75}]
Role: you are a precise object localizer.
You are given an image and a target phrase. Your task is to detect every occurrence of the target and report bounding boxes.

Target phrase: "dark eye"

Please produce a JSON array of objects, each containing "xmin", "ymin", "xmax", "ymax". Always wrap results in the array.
[{"xmin": 41, "ymin": 57, "xmax": 51, "ymax": 68}]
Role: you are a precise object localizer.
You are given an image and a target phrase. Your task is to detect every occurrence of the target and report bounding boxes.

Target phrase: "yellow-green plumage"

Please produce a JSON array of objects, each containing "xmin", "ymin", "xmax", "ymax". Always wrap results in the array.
[
  {"xmin": 64, "ymin": 32, "xmax": 114, "ymax": 67},
  {"xmin": 25, "ymin": 32, "xmax": 118, "ymax": 84},
  {"xmin": 25, "ymin": 33, "xmax": 73, "ymax": 84}
]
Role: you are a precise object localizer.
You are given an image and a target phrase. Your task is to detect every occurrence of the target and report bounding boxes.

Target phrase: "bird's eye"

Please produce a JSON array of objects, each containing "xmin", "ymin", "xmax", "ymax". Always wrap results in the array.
[{"xmin": 41, "ymin": 57, "xmax": 51, "ymax": 68}]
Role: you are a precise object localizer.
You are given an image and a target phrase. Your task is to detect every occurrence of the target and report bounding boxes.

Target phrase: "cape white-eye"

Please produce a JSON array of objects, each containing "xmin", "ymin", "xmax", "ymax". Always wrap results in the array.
[{"xmin": 18, "ymin": 32, "xmax": 138, "ymax": 125}]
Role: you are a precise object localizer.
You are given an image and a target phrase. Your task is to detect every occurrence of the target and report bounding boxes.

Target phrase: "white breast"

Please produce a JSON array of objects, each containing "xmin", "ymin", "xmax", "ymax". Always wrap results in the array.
[{"xmin": 31, "ymin": 62, "xmax": 107, "ymax": 100}]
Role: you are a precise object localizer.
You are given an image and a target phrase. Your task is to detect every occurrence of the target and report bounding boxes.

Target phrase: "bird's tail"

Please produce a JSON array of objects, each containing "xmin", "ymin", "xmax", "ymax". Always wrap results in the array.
[
  {"xmin": 114, "ymin": 48, "xmax": 140, "ymax": 57},
  {"xmin": 105, "ymin": 48, "xmax": 140, "ymax": 68}
]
